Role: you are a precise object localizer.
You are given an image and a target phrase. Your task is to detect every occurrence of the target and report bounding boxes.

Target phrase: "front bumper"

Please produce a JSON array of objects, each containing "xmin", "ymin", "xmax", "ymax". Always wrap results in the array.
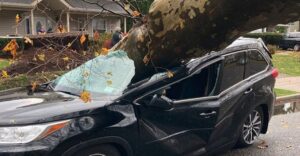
[{"xmin": 0, "ymin": 144, "xmax": 51, "ymax": 156}]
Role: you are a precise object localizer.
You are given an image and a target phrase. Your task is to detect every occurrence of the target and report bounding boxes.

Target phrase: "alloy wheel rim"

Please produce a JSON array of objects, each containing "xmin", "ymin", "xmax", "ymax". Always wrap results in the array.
[{"xmin": 242, "ymin": 110, "xmax": 262, "ymax": 144}]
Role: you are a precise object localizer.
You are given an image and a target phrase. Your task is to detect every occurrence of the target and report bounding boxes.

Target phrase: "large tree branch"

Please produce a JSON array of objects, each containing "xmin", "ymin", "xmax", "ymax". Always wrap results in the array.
[{"xmin": 112, "ymin": 0, "xmax": 299, "ymax": 81}]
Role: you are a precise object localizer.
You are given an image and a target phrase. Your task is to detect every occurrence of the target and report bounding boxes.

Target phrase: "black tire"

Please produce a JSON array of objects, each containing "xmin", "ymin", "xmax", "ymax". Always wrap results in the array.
[
  {"xmin": 73, "ymin": 144, "xmax": 121, "ymax": 156},
  {"xmin": 236, "ymin": 107, "xmax": 264, "ymax": 147}
]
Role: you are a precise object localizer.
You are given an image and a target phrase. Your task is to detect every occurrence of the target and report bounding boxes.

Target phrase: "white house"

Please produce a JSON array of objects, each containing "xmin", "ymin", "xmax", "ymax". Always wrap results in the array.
[{"xmin": 0, "ymin": 0, "xmax": 127, "ymax": 36}]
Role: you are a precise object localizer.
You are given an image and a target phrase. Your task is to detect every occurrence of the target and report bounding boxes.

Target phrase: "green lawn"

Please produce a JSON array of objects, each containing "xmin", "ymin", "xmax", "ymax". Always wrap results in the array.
[
  {"xmin": 273, "ymin": 53, "xmax": 300, "ymax": 76},
  {"xmin": 275, "ymin": 88, "xmax": 299, "ymax": 97},
  {"xmin": 0, "ymin": 59, "xmax": 9, "ymax": 70}
]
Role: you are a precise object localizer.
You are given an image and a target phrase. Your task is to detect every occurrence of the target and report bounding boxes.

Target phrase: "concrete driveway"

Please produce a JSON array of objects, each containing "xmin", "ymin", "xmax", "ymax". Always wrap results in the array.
[{"xmin": 222, "ymin": 112, "xmax": 300, "ymax": 156}]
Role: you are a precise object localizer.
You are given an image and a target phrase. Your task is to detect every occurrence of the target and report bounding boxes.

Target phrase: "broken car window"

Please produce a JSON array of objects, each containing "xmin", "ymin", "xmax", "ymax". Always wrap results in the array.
[
  {"xmin": 165, "ymin": 61, "xmax": 221, "ymax": 100},
  {"xmin": 52, "ymin": 50, "xmax": 135, "ymax": 98}
]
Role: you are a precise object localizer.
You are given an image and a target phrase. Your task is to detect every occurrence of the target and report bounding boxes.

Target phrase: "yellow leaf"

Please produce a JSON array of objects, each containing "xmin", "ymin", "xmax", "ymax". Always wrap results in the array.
[
  {"xmin": 1, "ymin": 70, "xmax": 9, "ymax": 78},
  {"xmin": 3, "ymin": 39, "xmax": 19, "ymax": 60},
  {"xmin": 8, "ymin": 60, "xmax": 15, "ymax": 65},
  {"xmin": 31, "ymin": 82, "xmax": 38, "ymax": 92},
  {"xmin": 107, "ymin": 80, "xmax": 113, "ymax": 86},
  {"xmin": 132, "ymin": 11, "xmax": 141, "ymax": 17},
  {"xmin": 16, "ymin": 14, "xmax": 20, "ymax": 24},
  {"xmin": 80, "ymin": 91, "xmax": 91, "ymax": 103},
  {"xmin": 37, "ymin": 54, "xmax": 45, "ymax": 61},
  {"xmin": 67, "ymin": 43, "xmax": 72, "ymax": 47},
  {"xmin": 80, "ymin": 34, "xmax": 86, "ymax": 45},
  {"xmin": 24, "ymin": 37, "xmax": 33, "ymax": 45},
  {"xmin": 167, "ymin": 71, "xmax": 174, "ymax": 78},
  {"xmin": 62, "ymin": 57, "xmax": 69, "ymax": 62},
  {"xmin": 33, "ymin": 56, "xmax": 37, "ymax": 61},
  {"xmin": 83, "ymin": 71, "xmax": 89, "ymax": 78},
  {"xmin": 95, "ymin": 52, "xmax": 100, "ymax": 57},
  {"xmin": 101, "ymin": 48, "xmax": 109, "ymax": 56},
  {"xmin": 124, "ymin": 4, "xmax": 130, "ymax": 10}
]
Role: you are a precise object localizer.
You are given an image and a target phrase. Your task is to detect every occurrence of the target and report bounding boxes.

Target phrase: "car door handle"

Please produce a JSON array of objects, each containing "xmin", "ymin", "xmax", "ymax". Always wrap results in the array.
[
  {"xmin": 199, "ymin": 111, "xmax": 217, "ymax": 118},
  {"xmin": 244, "ymin": 88, "xmax": 253, "ymax": 95}
]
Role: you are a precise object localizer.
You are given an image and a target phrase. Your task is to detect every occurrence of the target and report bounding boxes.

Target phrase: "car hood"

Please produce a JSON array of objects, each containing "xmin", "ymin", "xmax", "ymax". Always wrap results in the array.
[{"xmin": 0, "ymin": 88, "xmax": 116, "ymax": 126}]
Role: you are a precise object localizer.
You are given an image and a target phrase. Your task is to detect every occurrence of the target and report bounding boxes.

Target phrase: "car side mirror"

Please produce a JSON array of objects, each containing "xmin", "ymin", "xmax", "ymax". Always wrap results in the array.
[{"xmin": 148, "ymin": 94, "xmax": 173, "ymax": 110}]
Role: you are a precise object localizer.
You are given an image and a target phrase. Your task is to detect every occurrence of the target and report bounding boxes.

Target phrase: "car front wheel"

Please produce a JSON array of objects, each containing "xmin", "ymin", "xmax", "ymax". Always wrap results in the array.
[
  {"xmin": 72, "ymin": 144, "xmax": 121, "ymax": 156},
  {"xmin": 236, "ymin": 107, "xmax": 264, "ymax": 147}
]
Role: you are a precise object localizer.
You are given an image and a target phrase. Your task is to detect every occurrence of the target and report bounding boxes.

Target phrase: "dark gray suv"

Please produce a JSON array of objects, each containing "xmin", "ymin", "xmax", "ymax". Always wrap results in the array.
[{"xmin": 0, "ymin": 38, "xmax": 277, "ymax": 156}]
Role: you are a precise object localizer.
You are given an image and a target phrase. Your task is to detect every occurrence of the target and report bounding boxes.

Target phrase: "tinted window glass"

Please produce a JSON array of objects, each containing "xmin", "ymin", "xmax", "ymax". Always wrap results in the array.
[
  {"xmin": 165, "ymin": 62, "xmax": 221, "ymax": 100},
  {"xmin": 219, "ymin": 52, "xmax": 246, "ymax": 93},
  {"xmin": 245, "ymin": 50, "xmax": 268, "ymax": 78}
]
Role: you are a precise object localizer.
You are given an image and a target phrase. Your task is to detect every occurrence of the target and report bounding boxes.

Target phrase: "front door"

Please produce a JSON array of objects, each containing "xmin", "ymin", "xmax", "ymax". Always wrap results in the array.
[{"xmin": 135, "ymin": 61, "xmax": 223, "ymax": 156}]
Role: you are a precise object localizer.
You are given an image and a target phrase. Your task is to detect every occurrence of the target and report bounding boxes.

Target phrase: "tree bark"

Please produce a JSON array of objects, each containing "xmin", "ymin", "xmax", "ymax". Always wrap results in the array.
[{"xmin": 113, "ymin": 0, "xmax": 300, "ymax": 81}]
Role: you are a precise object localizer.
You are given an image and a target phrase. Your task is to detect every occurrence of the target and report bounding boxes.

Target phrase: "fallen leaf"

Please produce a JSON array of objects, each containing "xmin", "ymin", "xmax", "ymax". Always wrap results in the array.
[
  {"xmin": 83, "ymin": 71, "xmax": 89, "ymax": 78},
  {"xmin": 80, "ymin": 34, "xmax": 87, "ymax": 45},
  {"xmin": 167, "ymin": 71, "xmax": 174, "ymax": 78},
  {"xmin": 95, "ymin": 51, "xmax": 100, "ymax": 57},
  {"xmin": 15, "ymin": 14, "xmax": 20, "ymax": 24},
  {"xmin": 257, "ymin": 139, "xmax": 268, "ymax": 149},
  {"xmin": 24, "ymin": 37, "xmax": 33, "ymax": 45},
  {"xmin": 67, "ymin": 43, "xmax": 72, "ymax": 47},
  {"xmin": 80, "ymin": 91, "xmax": 91, "ymax": 103},
  {"xmin": 101, "ymin": 48, "xmax": 109, "ymax": 56},
  {"xmin": 8, "ymin": 59, "xmax": 15, "ymax": 65},
  {"xmin": 3, "ymin": 39, "xmax": 19, "ymax": 60},
  {"xmin": 33, "ymin": 56, "xmax": 37, "ymax": 61},
  {"xmin": 37, "ymin": 54, "xmax": 45, "ymax": 61},
  {"xmin": 1, "ymin": 70, "xmax": 9, "ymax": 78},
  {"xmin": 124, "ymin": 4, "xmax": 130, "ymax": 10},
  {"xmin": 107, "ymin": 72, "xmax": 113, "ymax": 76},
  {"xmin": 83, "ymin": 51, "xmax": 87, "ymax": 56},
  {"xmin": 62, "ymin": 57, "xmax": 69, "ymax": 62},
  {"xmin": 132, "ymin": 11, "xmax": 141, "ymax": 17},
  {"xmin": 31, "ymin": 82, "xmax": 38, "ymax": 92},
  {"xmin": 107, "ymin": 80, "xmax": 113, "ymax": 86}
]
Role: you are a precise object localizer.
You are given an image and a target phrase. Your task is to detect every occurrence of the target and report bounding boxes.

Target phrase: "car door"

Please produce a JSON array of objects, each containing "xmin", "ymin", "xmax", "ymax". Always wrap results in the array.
[
  {"xmin": 205, "ymin": 51, "xmax": 256, "ymax": 151},
  {"xmin": 134, "ymin": 60, "xmax": 223, "ymax": 156}
]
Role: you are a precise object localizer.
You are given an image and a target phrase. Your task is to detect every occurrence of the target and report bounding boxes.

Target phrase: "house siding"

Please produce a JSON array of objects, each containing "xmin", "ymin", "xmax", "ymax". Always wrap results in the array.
[{"xmin": 0, "ymin": 10, "xmax": 28, "ymax": 36}]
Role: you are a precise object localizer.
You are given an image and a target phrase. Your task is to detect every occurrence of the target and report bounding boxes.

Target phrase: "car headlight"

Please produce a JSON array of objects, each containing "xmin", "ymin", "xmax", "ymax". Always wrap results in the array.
[{"xmin": 0, "ymin": 120, "xmax": 70, "ymax": 144}]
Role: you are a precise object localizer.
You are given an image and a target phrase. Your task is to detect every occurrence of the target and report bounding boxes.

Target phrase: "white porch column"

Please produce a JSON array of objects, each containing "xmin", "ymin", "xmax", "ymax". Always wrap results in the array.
[
  {"xmin": 66, "ymin": 12, "xmax": 70, "ymax": 32},
  {"xmin": 124, "ymin": 17, "xmax": 127, "ymax": 33},
  {"xmin": 30, "ymin": 9, "xmax": 35, "ymax": 35}
]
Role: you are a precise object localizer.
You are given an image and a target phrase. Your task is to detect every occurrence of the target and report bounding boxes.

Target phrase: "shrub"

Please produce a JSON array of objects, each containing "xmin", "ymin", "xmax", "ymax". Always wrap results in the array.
[
  {"xmin": 0, "ymin": 38, "xmax": 24, "ymax": 55},
  {"xmin": 89, "ymin": 33, "xmax": 113, "ymax": 54},
  {"xmin": 243, "ymin": 33, "xmax": 284, "ymax": 45}
]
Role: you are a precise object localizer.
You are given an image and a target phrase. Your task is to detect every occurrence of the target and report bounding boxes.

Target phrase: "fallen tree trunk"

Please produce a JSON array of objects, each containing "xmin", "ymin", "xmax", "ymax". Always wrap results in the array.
[{"xmin": 112, "ymin": 0, "xmax": 300, "ymax": 81}]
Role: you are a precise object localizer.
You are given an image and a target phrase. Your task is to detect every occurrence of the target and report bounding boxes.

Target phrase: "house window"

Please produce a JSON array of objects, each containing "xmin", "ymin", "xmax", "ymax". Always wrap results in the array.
[
  {"xmin": 26, "ymin": 18, "xmax": 31, "ymax": 34},
  {"xmin": 92, "ymin": 18, "xmax": 106, "ymax": 33}
]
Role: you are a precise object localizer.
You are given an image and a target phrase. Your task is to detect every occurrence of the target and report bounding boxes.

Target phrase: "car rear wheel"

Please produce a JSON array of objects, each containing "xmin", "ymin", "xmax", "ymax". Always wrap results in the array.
[
  {"xmin": 73, "ymin": 144, "xmax": 121, "ymax": 156},
  {"xmin": 294, "ymin": 44, "xmax": 300, "ymax": 51},
  {"xmin": 236, "ymin": 107, "xmax": 264, "ymax": 147}
]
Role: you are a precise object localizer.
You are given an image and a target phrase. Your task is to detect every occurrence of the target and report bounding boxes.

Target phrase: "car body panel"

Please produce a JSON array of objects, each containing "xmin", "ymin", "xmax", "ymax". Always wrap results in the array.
[{"xmin": 0, "ymin": 38, "xmax": 276, "ymax": 156}]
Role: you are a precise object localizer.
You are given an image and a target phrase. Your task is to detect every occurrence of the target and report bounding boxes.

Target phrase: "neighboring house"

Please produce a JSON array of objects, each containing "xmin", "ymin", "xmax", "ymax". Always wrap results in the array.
[{"xmin": 0, "ymin": 0, "xmax": 127, "ymax": 36}]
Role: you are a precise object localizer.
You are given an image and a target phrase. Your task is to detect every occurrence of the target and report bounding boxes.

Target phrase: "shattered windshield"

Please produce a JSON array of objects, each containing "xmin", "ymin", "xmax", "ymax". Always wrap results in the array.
[{"xmin": 52, "ymin": 50, "xmax": 135, "ymax": 98}]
